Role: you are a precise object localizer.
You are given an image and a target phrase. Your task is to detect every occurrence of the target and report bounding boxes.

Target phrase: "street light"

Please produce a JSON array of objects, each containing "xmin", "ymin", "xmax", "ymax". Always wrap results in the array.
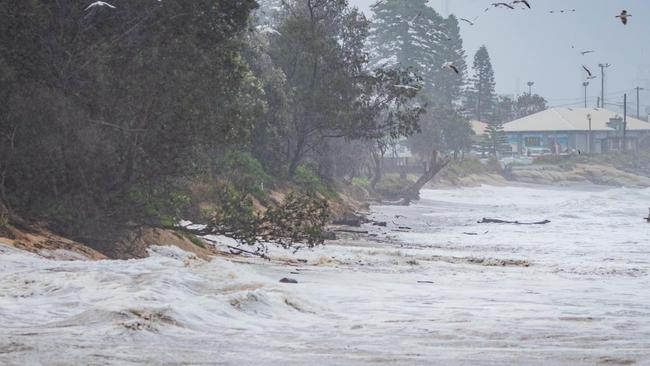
[
  {"xmin": 582, "ymin": 81, "xmax": 589, "ymax": 108},
  {"xmin": 527, "ymin": 81, "xmax": 535, "ymax": 95}
]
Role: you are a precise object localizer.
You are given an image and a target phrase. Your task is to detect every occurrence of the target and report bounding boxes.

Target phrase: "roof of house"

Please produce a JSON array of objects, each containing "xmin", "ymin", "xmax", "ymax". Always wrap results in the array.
[
  {"xmin": 470, "ymin": 120, "xmax": 488, "ymax": 135},
  {"xmin": 503, "ymin": 108, "xmax": 650, "ymax": 133}
]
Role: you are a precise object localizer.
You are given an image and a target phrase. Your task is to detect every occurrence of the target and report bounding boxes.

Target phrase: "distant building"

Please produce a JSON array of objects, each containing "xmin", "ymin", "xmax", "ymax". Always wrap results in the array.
[{"xmin": 504, "ymin": 108, "xmax": 650, "ymax": 154}]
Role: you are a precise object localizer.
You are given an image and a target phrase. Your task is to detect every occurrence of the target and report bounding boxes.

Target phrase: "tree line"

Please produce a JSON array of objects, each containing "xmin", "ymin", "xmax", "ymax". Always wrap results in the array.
[{"xmin": 0, "ymin": 0, "xmax": 547, "ymax": 243}]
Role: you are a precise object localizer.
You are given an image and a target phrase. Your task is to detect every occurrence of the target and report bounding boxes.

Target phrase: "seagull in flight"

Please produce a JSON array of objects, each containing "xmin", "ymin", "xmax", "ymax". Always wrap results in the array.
[
  {"xmin": 616, "ymin": 10, "xmax": 631, "ymax": 25},
  {"xmin": 442, "ymin": 61, "xmax": 460, "ymax": 74},
  {"xmin": 459, "ymin": 18, "xmax": 475, "ymax": 26},
  {"xmin": 582, "ymin": 65, "xmax": 596, "ymax": 80},
  {"xmin": 512, "ymin": 0, "xmax": 531, "ymax": 9},
  {"xmin": 492, "ymin": 3, "xmax": 515, "ymax": 9},
  {"xmin": 404, "ymin": 12, "xmax": 422, "ymax": 27},
  {"xmin": 85, "ymin": 1, "xmax": 116, "ymax": 10},
  {"xmin": 393, "ymin": 84, "xmax": 420, "ymax": 90},
  {"xmin": 549, "ymin": 9, "xmax": 576, "ymax": 14},
  {"xmin": 256, "ymin": 25, "xmax": 281, "ymax": 36},
  {"xmin": 580, "ymin": 50, "xmax": 595, "ymax": 56}
]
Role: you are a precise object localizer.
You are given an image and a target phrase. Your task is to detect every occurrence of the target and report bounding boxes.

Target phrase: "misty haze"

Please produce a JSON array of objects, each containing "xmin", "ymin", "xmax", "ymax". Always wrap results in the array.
[{"xmin": 1, "ymin": 1, "xmax": 649, "ymax": 365}]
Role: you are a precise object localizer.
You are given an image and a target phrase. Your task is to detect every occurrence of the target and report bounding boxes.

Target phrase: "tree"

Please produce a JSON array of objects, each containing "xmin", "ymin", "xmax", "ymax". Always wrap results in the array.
[
  {"xmin": 368, "ymin": 0, "xmax": 444, "ymax": 93},
  {"xmin": 515, "ymin": 93, "xmax": 548, "ymax": 118},
  {"xmin": 432, "ymin": 15, "xmax": 467, "ymax": 106},
  {"xmin": 408, "ymin": 101, "xmax": 472, "ymax": 160},
  {"xmin": 0, "ymin": 0, "xmax": 259, "ymax": 230},
  {"xmin": 267, "ymin": 0, "xmax": 364, "ymax": 175},
  {"xmin": 465, "ymin": 45, "xmax": 497, "ymax": 122},
  {"xmin": 482, "ymin": 121, "xmax": 511, "ymax": 157},
  {"xmin": 493, "ymin": 95, "xmax": 517, "ymax": 124},
  {"xmin": 267, "ymin": 0, "xmax": 423, "ymax": 176}
]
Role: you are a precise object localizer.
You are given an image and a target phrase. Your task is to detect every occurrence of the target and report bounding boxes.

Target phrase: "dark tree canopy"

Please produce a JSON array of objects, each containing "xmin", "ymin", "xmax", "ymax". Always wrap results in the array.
[{"xmin": 0, "ymin": 0, "xmax": 259, "ymax": 227}]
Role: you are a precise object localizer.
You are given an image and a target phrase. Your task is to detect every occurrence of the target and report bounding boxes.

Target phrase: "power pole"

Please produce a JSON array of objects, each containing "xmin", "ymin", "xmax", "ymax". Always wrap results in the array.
[
  {"xmin": 598, "ymin": 63, "xmax": 611, "ymax": 108},
  {"xmin": 582, "ymin": 81, "xmax": 589, "ymax": 108},
  {"xmin": 635, "ymin": 86, "xmax": 645, "ymax": 119},
  {"xmin": 623, "ymin": 93, "xmax": 627, "ymax": 151}
]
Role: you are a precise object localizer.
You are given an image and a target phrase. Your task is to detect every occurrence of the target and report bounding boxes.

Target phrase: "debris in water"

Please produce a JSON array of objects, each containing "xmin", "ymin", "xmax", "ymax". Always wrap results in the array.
[
  {"xmin": 279, "ymin": 278, "xmax": 298, "ymax": 284},
  {"xmin": 478, "ymin": 218, "xmax": 550, "ymax": 225}
]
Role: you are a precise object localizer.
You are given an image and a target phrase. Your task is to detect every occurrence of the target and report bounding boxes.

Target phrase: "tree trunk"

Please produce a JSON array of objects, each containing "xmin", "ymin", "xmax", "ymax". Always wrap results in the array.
[
  {"xmin": 370, "ymin": 151, "xmax": 382, "ymax": 189},
  {"xmin": 398, "ymin": 149, "xmax": 450, "ymax": 200},
  {"xmin": 318, "ymin": 140, "xmax": 334, "ymax": 180},
  {"xmin": 288, "ymin": 137, "xmax": 305, "ymax": 177}
]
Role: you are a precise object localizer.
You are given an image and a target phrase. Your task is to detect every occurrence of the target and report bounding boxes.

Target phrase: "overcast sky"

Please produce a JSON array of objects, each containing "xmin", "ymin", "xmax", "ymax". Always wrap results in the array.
[{"xmin": 350, "ymin": 0, "xmax": 650, "ymax": 115}]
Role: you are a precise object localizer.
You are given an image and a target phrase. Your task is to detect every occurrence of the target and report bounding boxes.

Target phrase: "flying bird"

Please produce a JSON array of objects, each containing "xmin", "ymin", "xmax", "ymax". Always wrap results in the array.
[
  {"xmin": 512, "ymin": 0, "xmax": 531, "ymax": 9},
  {"xmin": 616, "ymin": 10, "xmax": 631, "ymax": 25},
  {"xmin": 459, "ymin": 18, "xmax": 475, "ymax": 26},
  {"xmin": 442, "ymin": 61, "xmax": 459, "ymax": 74},
  {"xmin": 404, "ymin": 12, "xmax": 422, "ymax": 27},
  {"xmin": 393, "ymin": 85, "xmax": 419, "ymax": 90},
  {"xmin": 582, "ymin": 65, "xmax": 594, "ymax": 78},
  {"xmin": 256, "ymin": 25, "xmax": 281, "ymax": 36},
  {"xmin": 550, "ymin": 9, "xmax": 576, "ymax": 14},
  {"xmin": 492, "ymin": 3, "xmax": 515, "ymax": 9},
  {"xmin": 580, "ymin": 50, "xmax": 595, "ymax": 55},
  {"xmin": 85, "ymin": 1, "xmax": 116, "ymax": 10}
]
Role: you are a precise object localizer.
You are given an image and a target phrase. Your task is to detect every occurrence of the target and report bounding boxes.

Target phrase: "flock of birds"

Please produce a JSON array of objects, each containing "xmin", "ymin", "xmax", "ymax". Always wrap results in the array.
[
  {"xmin": 83, "ymin": 0, "xmax": 634, "ymax": 86},
  {"xmin": 441, "ymin": 1, "xmax": 633, "ymax": 77}
]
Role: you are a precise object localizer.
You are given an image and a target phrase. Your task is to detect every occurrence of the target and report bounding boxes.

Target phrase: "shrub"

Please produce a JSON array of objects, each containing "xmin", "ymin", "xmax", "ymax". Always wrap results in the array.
[
  {"xmin": 125, "ymin": 183, "xmax": 191, "ymax": 228},
  {"xmin": 210, "ymin": 183, "xmax": 261, "ymax": 246},
  {"xmin": 293, "ymin": 164, "xmax": 337, "ymax": 198},
  {"xmin": 375, "ymin": 174, "xmax": 414, "ymax": 194},
  {"xmin": 215, "ymin": 151, "xmax": 272, "ymax": 199}
]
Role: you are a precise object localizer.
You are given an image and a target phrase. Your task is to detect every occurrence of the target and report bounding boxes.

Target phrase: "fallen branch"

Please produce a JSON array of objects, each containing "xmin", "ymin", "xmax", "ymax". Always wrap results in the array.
[
  {"xmin": 463, "ymin": 231, "xmax": 489, "ymax": 236},
  {"xmin": 334, "ymin": 228, "xmax": 369, "ymax": 234},
  {"xmin": 227, "ymin": 245, "xmax": 269, "ymax": 260},
  {"xmin": 478, "ymin": 218, "xmax": 550, "ymax": 225}
]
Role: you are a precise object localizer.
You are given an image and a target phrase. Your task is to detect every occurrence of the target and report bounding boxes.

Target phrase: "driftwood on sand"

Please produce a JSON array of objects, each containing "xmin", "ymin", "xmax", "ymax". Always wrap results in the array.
[{"xmin": 478, "ymin": 218, "xmax": 551, "ymax": 225}]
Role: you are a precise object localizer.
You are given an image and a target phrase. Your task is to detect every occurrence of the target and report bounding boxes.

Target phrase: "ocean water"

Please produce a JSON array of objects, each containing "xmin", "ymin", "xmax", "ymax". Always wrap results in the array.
[{"xmin": 1, "ymin": 185, "xmax": 649, "ymax": 365}]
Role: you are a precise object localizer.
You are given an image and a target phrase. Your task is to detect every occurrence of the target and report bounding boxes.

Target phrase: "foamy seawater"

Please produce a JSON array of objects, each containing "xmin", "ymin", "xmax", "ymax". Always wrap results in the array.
[{"xmin": 1, "ymin": 185, "xmax": 649, "ymax": 365}]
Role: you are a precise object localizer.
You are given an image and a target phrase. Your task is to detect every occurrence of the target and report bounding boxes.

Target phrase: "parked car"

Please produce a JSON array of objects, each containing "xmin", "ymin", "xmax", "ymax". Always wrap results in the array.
[
  {"xmin": 500, "ymin": 152, "xmax": 533, "ymax": 167},
  {"xmin": 524, "ymin": 147, "xmax": 552, "ymax": 158}
]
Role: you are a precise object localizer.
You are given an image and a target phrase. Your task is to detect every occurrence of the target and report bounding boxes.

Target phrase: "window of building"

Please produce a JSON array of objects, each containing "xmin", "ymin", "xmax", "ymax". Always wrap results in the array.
[{"xmin": 524, "ymin": 137, "xmax": 541, "ymax": 147}]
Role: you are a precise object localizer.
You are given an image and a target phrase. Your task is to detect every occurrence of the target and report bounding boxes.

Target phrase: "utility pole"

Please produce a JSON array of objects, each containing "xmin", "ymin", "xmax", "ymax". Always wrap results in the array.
[
  {"xmin": 623, "ymin": 93, "xmax": 627, "ymax": 151},
  {"xmin": 635, "ymin": 86, "xmax": 645, "ymax": 119},
  {"xmin": 582, "ymin": 81, "xmax": 589, "ymax": 108},
  {"xmin": 587, "ymin": 113, "xmax": 592, "ymax": 154},
  {"xmin": 598, "ymin": 63, "xmax": 611, "ymax": 108}
]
